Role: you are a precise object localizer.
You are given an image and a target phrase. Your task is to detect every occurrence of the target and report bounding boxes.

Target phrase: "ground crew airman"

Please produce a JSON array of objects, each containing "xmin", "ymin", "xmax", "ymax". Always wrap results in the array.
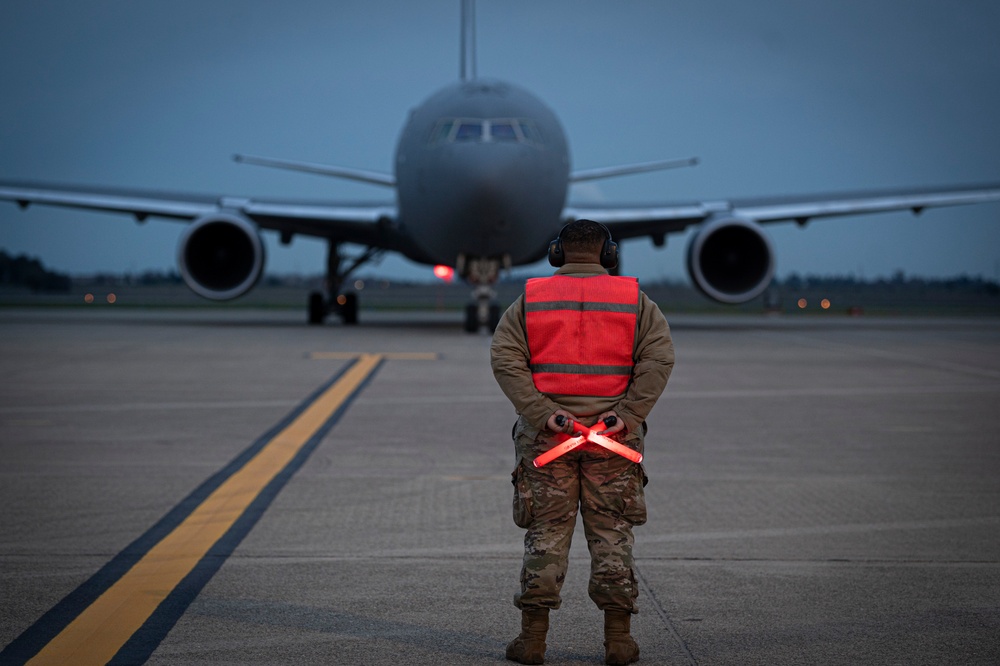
[{"xmin": 491, "ymin": 219, "xmax": 674, "ymax": 665}]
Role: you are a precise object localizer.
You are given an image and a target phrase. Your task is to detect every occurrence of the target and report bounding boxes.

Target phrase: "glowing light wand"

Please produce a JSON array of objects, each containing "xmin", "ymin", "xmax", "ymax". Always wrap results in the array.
[{"xmin": 533, "ymin": 415, "xmax": 643, "ymax": 467}]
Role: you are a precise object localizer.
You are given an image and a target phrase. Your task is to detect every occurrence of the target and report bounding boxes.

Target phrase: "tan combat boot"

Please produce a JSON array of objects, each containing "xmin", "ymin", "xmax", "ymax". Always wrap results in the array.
[
  {"xmin": 506, "ymin": 608, "xmax": 549, "ymax": 664},
  {"xmin": 603, "ymin": 610, "xmax": 640, "ymax": 665}
]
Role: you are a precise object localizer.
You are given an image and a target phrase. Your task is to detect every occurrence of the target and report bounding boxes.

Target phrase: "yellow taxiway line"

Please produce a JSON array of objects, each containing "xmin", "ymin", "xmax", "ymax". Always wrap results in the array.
[
  {"xmin": 310, "ymin": 351, "xmax": 438, "ymax": 361},
  {"xmin": 27, "ymin": 353, "xmax": 384, "ymax": 666}
]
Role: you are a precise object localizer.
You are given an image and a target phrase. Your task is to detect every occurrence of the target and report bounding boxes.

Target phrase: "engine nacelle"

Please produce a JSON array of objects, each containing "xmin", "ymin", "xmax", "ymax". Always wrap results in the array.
[
  {"xmin": 686, "ymin": 215, "xmax": 775, "ymax": 304},
  {"xmin": 177, "ymin": 213, "xmax": 265, "ymax": 300}
]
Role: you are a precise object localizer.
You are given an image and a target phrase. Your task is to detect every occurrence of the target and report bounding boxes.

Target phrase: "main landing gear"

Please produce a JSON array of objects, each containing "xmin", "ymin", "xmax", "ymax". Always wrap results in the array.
[
  {"xmin": 308, "ymin": 242, "xmax": 380, "ymax": 325},
  {"xmin": 308, "ymin": 291, "xmax": 358, "ymax": 325}
]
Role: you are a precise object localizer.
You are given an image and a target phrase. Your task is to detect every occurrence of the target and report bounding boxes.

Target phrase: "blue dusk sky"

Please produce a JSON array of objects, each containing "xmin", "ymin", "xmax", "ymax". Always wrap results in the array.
[{"xmin": 1, "ymin": 0, "xmax": 998, "ymax": 283}]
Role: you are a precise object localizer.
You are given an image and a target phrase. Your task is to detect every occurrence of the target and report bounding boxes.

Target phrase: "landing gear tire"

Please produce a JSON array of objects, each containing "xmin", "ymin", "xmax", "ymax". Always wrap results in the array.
[
  {"xmin": 308, "ymin": 291, "xmax": 327, "ymax": 324},
  {"xmin": 488, "ymin": 303, "xmax": 501, "ymax": 332},
  {"xmin": 462, "ymin": 256, "xmax": 504, "ymax": 333},
  {"xmin": 464, "ymin": 304, "xmax": 479, "ymax": 333},
  {"xmin": 464, "ymin": 301, "xmax": 501, "ymax": 333},
  {"xmin": 339, "ymin": 292, "xmax": 359, "ymax": 325}
]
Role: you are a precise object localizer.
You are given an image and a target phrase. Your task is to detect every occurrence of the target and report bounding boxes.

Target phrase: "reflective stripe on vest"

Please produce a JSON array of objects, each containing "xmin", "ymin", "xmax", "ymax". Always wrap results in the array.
[{"xmin": 525, "ymin": 274, "xmax": 639, "ymax": 397}]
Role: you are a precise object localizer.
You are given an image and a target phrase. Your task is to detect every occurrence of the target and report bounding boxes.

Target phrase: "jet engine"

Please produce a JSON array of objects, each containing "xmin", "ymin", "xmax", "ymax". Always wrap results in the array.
[
  {"xmin": 686, "ymin": 215, "xmax": 775, "ymax": 304},
  {"xmin": 177, "ymin": 213, "xmax": 265, "ymax": 300}
]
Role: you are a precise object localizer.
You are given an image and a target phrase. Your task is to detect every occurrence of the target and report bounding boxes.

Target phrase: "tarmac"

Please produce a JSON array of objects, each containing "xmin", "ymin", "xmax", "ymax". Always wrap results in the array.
[{"xmin": 1, "ymin": 307, "xmax": 998, "ymax": 665}]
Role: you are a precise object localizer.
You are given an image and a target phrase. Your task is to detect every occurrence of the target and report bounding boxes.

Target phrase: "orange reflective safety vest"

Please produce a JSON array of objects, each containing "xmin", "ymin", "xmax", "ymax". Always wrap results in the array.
[{"xmin": 525, "ymin": 274, "xmax": 639, "ymax": 397}]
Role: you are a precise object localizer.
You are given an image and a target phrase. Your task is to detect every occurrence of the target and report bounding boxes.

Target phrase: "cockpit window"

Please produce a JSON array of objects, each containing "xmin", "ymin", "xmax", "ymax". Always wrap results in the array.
[
  {"xmin": 490, "ymin": 121, "xmax": 518, "ymax": 142},
  {"xmin": 429, "ymin": 118, "xmax": 540, "ymax": 145},
  {"xmin": 432, "ymin": 120, "xmax": 455, "ymax": 143},
  {"xmin": 455, "ymin": 121, "xmax": 483, "ymax": 141},
  {"xmin": 516, "ymin": 120, "xmax": 537, "ymax": 143}
]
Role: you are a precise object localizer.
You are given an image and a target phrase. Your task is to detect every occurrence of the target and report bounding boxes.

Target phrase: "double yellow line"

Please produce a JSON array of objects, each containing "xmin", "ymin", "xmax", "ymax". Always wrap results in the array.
[{"xmin": 25, "ymin": 353, "xmax": 383, "ymax": 665}]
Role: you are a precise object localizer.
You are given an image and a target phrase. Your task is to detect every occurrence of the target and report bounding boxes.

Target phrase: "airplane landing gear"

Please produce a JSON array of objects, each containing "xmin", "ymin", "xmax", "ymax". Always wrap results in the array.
[
  {"xmin": 307, "ymin": 242, "xmax": 380, "ymax": 325},
  {"xmin": 308, "ymin": 290, "xmax": 359, "ymax": 325},
  {"xmin": 464, "ymin": 285, "xmax": 501, "ymax": 332},
  {"xmin": 462, "ymin": 256, "xmax": 504, "ymax": 333},
  {"xmin": 336, "ymin": 292, "xmax": 359, "ymax": 324},
  {"xmin": 308, "ymin": 291, "xmax": 326, "ymax": 324}
]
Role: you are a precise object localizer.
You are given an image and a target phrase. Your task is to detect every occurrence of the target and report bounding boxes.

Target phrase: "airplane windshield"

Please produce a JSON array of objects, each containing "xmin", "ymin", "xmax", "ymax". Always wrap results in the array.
[
  {"xmin": 430, "ymin": 118, "xmax": 539, "ymax": 145},
  {"xmin": 517, "ymin": 121, "xmax": 536, "ymax": 143},
  {"xmin": 433, "ymin": 120, "xmax": 456, "ymax": 142},
  {"xmin": 455, "ymin": 121, "xmax": 483, "ymax": 141},
  {"xmin": 490, "ymin": 121, "xmax": 518, "ymax": 141}
]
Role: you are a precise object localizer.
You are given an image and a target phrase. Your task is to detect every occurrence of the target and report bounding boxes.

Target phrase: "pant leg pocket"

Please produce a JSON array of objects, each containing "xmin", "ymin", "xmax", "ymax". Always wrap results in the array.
[
  {"xmin": 511, "ymin": 462, "xmax": 535, "ymax": 528},
  {"xmin": 621, "ymin": 464, "xmax": 649, "ymax": 526}
]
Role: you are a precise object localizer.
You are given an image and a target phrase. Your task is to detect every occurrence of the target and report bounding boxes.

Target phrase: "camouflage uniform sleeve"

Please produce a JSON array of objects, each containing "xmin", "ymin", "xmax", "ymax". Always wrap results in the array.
[
  {"xmin": 490, "ymin": 294, "xmax": 561, "ymax": 431},
  {"xmin": 615, "ymin": 292, "xmax": 675, "ymax": 435}
]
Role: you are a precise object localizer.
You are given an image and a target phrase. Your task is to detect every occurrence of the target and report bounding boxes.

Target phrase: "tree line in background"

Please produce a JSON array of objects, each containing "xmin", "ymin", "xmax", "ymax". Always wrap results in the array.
[
  {"xmin": 0, "ymin": 250, "xmax": 71, "ymax": 292},
  {"xmin": 778, "ymin": 271, "xmax": 999, "ymax": 295},
  {"xmin": 1, "ymin": 249, "xmax": 997, "ymax": 296}
]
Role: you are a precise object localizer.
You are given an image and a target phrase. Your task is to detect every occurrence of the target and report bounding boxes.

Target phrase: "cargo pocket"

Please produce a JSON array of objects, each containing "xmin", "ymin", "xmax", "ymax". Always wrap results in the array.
[
  {"xmin": 511, "ymin": 462, "xmax": 535, "ymax": 528},
  {"xmin": 621, "ymin": 464, "xmax": 649, "ymax": 526}
]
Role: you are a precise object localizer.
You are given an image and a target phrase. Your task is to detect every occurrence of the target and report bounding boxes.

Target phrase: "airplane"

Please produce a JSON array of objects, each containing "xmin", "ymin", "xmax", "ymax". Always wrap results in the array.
[{"xmin": 2, "ymin": 0, "xmax": 999, "ymax": 332}]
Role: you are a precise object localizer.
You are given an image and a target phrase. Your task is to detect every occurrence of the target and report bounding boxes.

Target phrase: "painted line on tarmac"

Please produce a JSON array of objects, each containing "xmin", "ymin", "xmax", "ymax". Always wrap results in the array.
[
  {"xmin": 310, "ymin": 351, "xmax": 438, "ymax": 361},
  {"xmin": 2, "ymin": 353, "xmax": 385, "ymax": 666}
]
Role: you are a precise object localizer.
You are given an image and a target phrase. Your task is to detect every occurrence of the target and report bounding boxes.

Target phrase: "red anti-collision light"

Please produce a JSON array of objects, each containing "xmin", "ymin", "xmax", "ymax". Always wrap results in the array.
[{"xmin": 433, "ymin": 265, "xmax": 454, "ymax": 282}]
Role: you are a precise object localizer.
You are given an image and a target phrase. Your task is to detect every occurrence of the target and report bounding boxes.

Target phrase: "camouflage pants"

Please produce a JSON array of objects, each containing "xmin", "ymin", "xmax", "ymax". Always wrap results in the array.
[{"xmin": 510, "ymin": 422, "xmax": 648, "ymax": 613}]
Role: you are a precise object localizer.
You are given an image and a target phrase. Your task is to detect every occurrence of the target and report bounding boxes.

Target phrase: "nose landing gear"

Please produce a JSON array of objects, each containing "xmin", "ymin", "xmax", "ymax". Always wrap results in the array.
[
  {"xmin": 461, "ymin": 256, "xmax": 505, "ymax": 333},
  {"xmin": 465, "ymin": 285, "xmax": 501, "ymax": 333}
]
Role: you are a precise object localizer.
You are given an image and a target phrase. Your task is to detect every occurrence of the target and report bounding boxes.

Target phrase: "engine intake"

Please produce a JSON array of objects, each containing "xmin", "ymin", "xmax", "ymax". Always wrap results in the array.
[
  {"xmin": 178, "ymin": 213, "xmax": 265, "ymax": 300},
  {"xmin": 686, "ymin": 215, "xmax": 775, "ymax": 304}
]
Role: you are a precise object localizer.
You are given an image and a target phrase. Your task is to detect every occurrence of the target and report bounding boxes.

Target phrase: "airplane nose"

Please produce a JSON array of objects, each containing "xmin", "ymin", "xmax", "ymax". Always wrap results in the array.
[
  {"xmin": 441, "ymin": 147, "xmax": 536, "ymax": 225},
  {"xmin": 397, "ymin": 143, "xmax": 568, "ymax": 264}
]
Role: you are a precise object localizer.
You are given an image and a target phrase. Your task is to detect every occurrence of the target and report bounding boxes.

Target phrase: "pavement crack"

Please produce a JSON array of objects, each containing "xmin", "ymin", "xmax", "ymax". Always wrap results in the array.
[{"xmin": 634, "ymin": 562, "xmax": 700, "ymax": 666}]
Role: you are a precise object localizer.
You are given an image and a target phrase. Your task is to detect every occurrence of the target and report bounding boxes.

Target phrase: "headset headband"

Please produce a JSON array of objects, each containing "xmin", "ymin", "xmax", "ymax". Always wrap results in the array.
[{"xmin": 547, "ymin": 220, "xmax": 618, "ymax": 269}]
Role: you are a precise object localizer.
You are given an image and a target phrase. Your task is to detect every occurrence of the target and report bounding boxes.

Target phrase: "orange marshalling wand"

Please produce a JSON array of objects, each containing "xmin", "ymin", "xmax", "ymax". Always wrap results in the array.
[{"xmin": 533, "ymin": 416, "xmax": 643, "ymax": 467}]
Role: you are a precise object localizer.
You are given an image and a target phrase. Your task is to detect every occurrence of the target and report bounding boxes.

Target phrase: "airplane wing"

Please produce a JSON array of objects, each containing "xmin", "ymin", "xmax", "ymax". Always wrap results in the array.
[
  {"xmin": 565, "ymin": 182, "xmax": 1000, "ymax": 242},
  {"xmin": 567, "ymin": 180, "xmax": 1000, "ymax": 305},
  {"xmin": 0, "ymin": 180, "xmax": 399, "ymax": 247}
]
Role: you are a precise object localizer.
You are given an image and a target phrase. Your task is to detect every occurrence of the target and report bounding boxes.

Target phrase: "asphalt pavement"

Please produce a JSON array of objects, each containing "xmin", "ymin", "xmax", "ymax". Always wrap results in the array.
[{"xmin": 1, "ymin": 308, "xmax": 998, "ymax": 665}]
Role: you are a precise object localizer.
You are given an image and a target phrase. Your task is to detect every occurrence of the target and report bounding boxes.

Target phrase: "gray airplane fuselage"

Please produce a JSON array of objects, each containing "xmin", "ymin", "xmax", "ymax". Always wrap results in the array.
[{"xmin": 394, "ymin": 78, "xmax": 570, "ymax": 268}]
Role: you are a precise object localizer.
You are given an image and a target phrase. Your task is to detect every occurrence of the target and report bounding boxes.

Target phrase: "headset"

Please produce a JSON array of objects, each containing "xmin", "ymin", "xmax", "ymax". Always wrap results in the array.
[{"xmin": 547, "ymin": 220, "xmax": 619, "ymax": 269}]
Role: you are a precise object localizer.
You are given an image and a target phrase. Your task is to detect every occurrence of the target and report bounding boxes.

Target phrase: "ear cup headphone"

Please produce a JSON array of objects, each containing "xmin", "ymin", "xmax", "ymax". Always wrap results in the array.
[{"xmin": 548, "ymin": 221, "xmax": 618, "ymax": 269}]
